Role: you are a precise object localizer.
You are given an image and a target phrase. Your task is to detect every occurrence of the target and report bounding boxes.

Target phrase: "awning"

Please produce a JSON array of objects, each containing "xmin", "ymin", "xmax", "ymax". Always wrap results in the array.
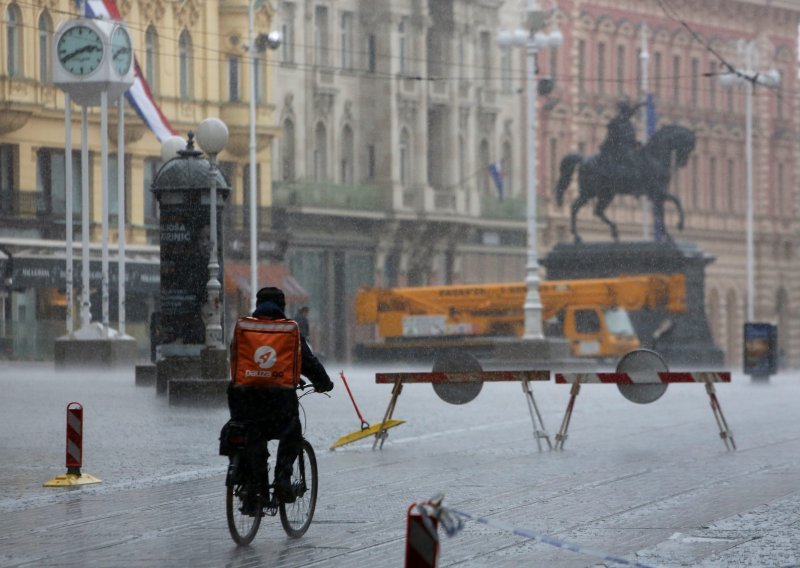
[
  {"xmin": 0, "ymin": 237, "xmax": 160, "ymax": 294},
  {"xmin": 224, "ymin": 262, "xmax": 308, "ymax": 305}
]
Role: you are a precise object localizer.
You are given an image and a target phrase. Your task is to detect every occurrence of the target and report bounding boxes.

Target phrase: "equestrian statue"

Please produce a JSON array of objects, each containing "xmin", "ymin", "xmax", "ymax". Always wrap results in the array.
[{"xmin": 554, "ymin": 99, "xmax": 696, "ymax": 243}]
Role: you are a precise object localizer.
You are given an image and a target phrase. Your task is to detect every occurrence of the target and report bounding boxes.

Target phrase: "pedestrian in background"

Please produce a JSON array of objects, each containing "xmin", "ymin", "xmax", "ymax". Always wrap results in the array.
[{"xmin": 294, "ymin": 306, "xmax": 311, "ymax": 339}]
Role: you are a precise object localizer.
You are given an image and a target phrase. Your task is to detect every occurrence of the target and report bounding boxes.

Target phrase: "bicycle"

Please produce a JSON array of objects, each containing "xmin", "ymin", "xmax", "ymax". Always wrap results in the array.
[{"xmin": 223, "ymin": 382, "xmax": 319, "ymax": 545}]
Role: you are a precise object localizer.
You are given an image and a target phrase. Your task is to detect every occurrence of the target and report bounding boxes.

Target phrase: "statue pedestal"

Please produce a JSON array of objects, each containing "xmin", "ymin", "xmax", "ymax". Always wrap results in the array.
[
  {"xmin": 542, "ymin": 241, "xmax": 725, "ymax": 368},
  {"xmin": 54, "ymin": 324, "xmax": 138, "ymax": 370}
]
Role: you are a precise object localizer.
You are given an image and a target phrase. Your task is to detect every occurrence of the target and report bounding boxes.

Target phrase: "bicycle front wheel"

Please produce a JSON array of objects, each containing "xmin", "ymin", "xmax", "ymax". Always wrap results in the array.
[
  {"xmin": 226, "ymin": 481, "xmax": 262, "ymax": 545},
  {"xmin": 279, "ymin": 439, "xmax": 318, "ymax": 538}
]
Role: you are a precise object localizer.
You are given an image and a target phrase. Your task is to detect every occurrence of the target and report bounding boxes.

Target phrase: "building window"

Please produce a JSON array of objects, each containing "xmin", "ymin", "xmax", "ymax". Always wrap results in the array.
[
  {"xmin": 549, "ymin": 45, "xmax": 558, "ymax": 82},
  {"xmin": 314, "ymin": 122, "xmax": 327, "ymax": 182},
  {"xmin": 6, "ymin": 4, "xmax": 22, "ymax": 78},
  {"xmin": 281, "ymin": 119, "xmax": 295, "ymax": 181},
  {"xmin": 143, "ymin": 158, "xmax": 161, "ymax": 227},
  {"xmin": 341, "ymin": 11, "xmax": 353, "ymax": 70},
  {"xmin": 597, "ymin": 42, "xmax": 606, "ymax": 95},
  {"xmin": 228, "ymin": 55, "xmax": 240, "ymax": 101},
  {"xmin": 398, "ymin": 17, "xmax": 408, "ymax": 74},
  {"xmin": 708, "ymin": 60, "xmax": 716, "ymax": 109},
  {"xmin": 777, "ymin": 162, "xmax": 785, "ymax": 214},
  {"xmin": 654, "ymin": 52, "xmax": 662, "ymax": 97},
  {"xmin": 0, "ymin": 145, "xmax": 16, "ymax": 214},
  {"xmin": 690, "ymin": 155, "xmax": 699, "ymax": 209},
  {"xmin": 399, "ymin": 128, "xmax": 410, "ymax": 187},
  {"xmin": 500, "ymin": 48, "xmax": 512, "ymax": 94},
  {"xmin": 36, "ymin": 149, "xmax": 83, "ymax": 217},
  {"xmin": 341, "ymin": 125, "xmax": 354, "ymax": 184},
  {"xmin": 39, "ymin": 11, "xmax": 53, "ymax": 84},
  {"xmin": 502, "ymin": 140, "xmax": 513, "ymax": 196},
  {"xmin": 672, "ymin": 55, "xmax": 681, "ymax": 101},
  {"xmin": 281, "ymin": 2, "xmax": 295, "ymax": 64},
  {"xmin": 179, "ymin": 30, "xmax": 193, "ymax": 98},
  {"xmin": 367, "ymin": 34, "xmax": 377, "ymax": 73},
  {"xmin": 480, "ymin": 31, "xmax": 492, "ymax": 87},
  {"xmin": 577, "ymin": 40, "xmax": 585, "ymax": 94},
  {"xmin": 367, "ymin": 144, "xmax": 376, "ymax": 178},
  {"xmin": 616, "ymin": 45, "xmax": 625, "ymax": 96},
  {"xmin": 478, "ymin": 139, "xmax": 490, "ymax": 193},
  {"xmin": 242, "ymin": 163, "xmax": 261, "ymax": 230},
  {"xmin": 109, "ymin": 154, "xmax": 130, "ymax": 223},
  {"xmin": 709, "ymin": 156, "xmax": 717, "ymax": 210},
  {"xmin": 314, "ymin": 6, "xmax": 329, "ymax": 66},
  {"xmin": 145, "ymin": 26, "xmax": 159, "ymax": 94},
  {"xmin": 726, "ymin": 158, "xmax": 735, "ymax": 212},
  {"xmin": 691, "ymin": 57, "xmax": 699, "ymax": 106},
  {"xmin": 254, "ymin": 55, "xmax": 267, "ymax": 102}
]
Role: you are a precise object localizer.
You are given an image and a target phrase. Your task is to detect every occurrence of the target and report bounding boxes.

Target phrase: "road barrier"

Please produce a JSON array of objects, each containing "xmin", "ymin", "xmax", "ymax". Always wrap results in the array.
[
  {"xmin": 43, "ymin": 402, "xmax": 102, "ymax": 487},
  {"xmin": 375, "ymin": 370, "xmax": 551, "ymax": 451},
  {"xmin": 405, "ymin": 499, "xmax": 441, "ymax": 568},
  {"xmin": 409, "ymin": 494, "xmax": 654, "ymax": 568},
  {"xmin": 555, "ymin": 359, "xmax": 734, "ymax": 450}
]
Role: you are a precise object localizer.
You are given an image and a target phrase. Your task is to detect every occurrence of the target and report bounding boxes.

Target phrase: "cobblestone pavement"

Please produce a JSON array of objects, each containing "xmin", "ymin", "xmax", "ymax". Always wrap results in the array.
[{"xmin": 1, "ymin": 363, "xmax": 799, "ymax": 567}]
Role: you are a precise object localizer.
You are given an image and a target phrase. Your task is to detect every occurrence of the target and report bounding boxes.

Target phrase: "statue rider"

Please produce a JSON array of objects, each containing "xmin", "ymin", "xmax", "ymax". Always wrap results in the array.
[{"xmin": 599, "ymin": 99, "xmax": 644, "ymax": 184}]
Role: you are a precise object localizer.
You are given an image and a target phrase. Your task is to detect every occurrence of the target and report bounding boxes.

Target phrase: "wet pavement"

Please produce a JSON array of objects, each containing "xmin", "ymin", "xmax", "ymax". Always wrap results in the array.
[{"xmin": 1, "ymin": 362, "xmax": 799, "ymax": 567}]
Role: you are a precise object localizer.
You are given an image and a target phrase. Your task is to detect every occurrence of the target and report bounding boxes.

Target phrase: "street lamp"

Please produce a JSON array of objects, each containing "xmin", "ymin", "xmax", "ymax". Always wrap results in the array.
[
  {"xmin": 247, "ymin": 0, "xmax": 283, "ymax": 311},
  {"xmin": 497, "ymin": 10, "xmax": 562, "ymax": 339},
  {"xmin": 718, "ymin": 40, "xmax": 780, "ymax": 323},
  {"xmin": 196, "ymin": 117, "xmax": 229, "ymax": 348}
]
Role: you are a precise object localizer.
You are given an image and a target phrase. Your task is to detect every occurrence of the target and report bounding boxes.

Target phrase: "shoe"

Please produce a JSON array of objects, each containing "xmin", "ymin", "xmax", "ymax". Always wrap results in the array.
[
  {"xmin": 241, "ymin": 497, "xmax": 260, "ymax": 516},
  {"xmin": 274, "ymin": 477, "xmax": 296, "ymax": 503}
]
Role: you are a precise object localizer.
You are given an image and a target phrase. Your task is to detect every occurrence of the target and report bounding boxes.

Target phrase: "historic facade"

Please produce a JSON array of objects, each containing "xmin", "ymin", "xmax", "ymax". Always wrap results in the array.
[
  {"xmin": 0, "ymin": 0, "xmax": 281, "ymax": 358},
  {"xmin": 0, "ymin": 0, "xmax": 798, "ymax": 368},
  {"xmin": 270, "ymin": 0, "xmax": 799, "ymax": 366}
]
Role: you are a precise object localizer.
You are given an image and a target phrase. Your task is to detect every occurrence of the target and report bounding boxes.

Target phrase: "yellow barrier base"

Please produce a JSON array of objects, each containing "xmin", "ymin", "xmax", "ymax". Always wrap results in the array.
[
  {"xmin": 330, "ymin": 420, "xmax": 405, "ymax": 450},
  {"xmin": 43, "ymin": 472, "xmax": 102, "ymax": 487}
]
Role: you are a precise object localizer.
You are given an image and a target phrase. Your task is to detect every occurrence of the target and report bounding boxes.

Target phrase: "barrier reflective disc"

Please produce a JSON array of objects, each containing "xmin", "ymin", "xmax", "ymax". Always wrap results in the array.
[
  {"xmin": 616, "ymin": 349, "xmax": 669, "ymax": 404},
  {"xmin": 431, "ymin": 350, "xmax": 483, "ymax": 404}
]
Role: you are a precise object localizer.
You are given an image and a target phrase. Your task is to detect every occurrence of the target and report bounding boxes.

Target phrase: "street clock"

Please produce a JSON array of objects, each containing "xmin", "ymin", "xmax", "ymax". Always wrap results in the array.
[{"xmin": 53, "ymin": 18, "xmax": 135, "ymax": 106}]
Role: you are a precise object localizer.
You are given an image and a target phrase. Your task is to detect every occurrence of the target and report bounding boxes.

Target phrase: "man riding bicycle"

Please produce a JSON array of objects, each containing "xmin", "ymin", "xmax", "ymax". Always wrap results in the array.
[{"xmin": 227, "ymin": 286, "xmax": 333, "ymax": 506}]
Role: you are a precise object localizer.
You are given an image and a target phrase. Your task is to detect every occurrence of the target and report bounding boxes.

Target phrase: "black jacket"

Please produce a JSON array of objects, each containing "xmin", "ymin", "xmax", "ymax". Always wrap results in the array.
[{"xmin": 227, "ymin": 301, "xmax": 333, "ymax": 422}]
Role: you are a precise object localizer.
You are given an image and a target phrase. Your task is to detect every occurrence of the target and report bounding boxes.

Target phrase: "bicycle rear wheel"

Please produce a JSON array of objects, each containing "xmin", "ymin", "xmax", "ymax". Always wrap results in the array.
[
  {"xmin": 279, "ymin": 439, "xmax": 318, "ymax": 538},
  {"xmin": 226, "ymin": 481, "xmax": 262, "ymax": 545}
]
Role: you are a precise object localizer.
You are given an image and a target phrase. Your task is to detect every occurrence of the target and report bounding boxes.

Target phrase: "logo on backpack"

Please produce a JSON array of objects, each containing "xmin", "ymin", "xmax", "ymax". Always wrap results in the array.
[{"xmin": 254, "ymin": 345, "xmax": 277, "ymax": 369}]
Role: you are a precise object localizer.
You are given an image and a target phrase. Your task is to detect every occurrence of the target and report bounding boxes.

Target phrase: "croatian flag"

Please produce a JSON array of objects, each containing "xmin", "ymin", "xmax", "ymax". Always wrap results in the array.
[
  {"xmin": 77, "ymin": 0, "xmax": 176, "ymax": 142},
  {"xmin": 488, "ymin": 163, "xmax": 504, "ymax": 201}
]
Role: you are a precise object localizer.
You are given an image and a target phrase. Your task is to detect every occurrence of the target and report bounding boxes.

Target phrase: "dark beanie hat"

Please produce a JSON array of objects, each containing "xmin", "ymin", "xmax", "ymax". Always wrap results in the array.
[{"xmin": 256, "ymin": 286, "xmax": 285, "ymax": 310}]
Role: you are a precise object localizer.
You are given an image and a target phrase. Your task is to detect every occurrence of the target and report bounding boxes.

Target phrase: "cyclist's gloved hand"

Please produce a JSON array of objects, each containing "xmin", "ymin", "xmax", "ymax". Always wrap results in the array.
[{"xmin": 316, "ymin": 379, "xmax": 334, "ymax": 393}]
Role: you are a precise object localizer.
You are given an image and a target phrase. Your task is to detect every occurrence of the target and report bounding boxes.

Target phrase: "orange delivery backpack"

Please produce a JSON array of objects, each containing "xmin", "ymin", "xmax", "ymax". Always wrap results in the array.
[{"xmin": 230, "ymin": 317, "xmax": 302, "ymax": 388}]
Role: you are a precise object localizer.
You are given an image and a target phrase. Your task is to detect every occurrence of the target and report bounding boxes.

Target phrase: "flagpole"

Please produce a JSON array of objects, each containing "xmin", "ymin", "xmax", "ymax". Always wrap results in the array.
[{"xmin": 640, "ymin": 23, "xmax": 651, "ymax": 240}]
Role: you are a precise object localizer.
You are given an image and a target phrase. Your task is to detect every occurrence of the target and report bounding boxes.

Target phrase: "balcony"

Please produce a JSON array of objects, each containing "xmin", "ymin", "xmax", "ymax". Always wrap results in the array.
[
  {"xmin": 272, "ymin": 181, "xmax": 387, "ymax": 213},
  {"xmin": 480, "ymin": 194, "xmax": 526, "ymax": 221},
  {"xmin": 0, "ymin": 191, "xmax": 40, "ymax": 217}
]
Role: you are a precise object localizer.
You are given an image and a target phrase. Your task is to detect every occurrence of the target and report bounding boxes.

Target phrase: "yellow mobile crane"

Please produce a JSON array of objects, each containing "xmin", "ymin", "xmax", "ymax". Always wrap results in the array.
[{"xmin": 354, "ymin": 273, "xmax": 686, "ymax": 360}]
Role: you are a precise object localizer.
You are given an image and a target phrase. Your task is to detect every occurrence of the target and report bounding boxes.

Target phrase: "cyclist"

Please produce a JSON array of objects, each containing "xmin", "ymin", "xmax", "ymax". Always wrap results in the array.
[{"xmin": 227, "ymin": 286, "xmax": 334, "ymax": 508}]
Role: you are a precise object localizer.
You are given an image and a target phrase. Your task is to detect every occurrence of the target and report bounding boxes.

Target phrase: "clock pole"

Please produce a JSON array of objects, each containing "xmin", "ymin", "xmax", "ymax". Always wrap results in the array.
[{"xmin": 53, "ymin": 17, "xmax": 136, "ymax": 368}]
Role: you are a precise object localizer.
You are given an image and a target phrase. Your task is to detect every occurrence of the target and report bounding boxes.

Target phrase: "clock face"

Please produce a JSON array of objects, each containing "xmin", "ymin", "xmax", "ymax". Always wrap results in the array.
[
  {"xmin": 111, "ymin": 27, "xmax": 132, "ymax": 76},
  {"xmin": 57, "ymin": 25, "xmax": 104, "ymax": 76}
]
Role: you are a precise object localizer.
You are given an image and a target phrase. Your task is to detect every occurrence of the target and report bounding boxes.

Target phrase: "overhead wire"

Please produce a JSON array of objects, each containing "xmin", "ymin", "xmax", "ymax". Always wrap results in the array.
[{"xmin": 8, "ymin": 0, "xmax": 786, "ymax": 97}]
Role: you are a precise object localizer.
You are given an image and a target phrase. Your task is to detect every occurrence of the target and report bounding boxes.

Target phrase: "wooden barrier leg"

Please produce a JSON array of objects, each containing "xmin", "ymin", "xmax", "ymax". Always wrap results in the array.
[
  {"xmin": 705, "ymin": 382, "xmax": 736, "ymax": 451},
  {"xmin": 522, "ymin": 380, "xmax": 552, "ymax": 451},
  {"xmin": 555, "ymin": 382, "xmax": 581, "ymax": 451},
  {"xmin": 374, "ymin": 379, "xmax": 404, "ymax": 451}
]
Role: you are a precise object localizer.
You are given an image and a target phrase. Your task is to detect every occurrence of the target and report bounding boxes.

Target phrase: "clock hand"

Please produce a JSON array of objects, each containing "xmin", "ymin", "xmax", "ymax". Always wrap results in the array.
[
  {"xmin": 113, "ymin": 47, "xmax": 130, "ymax": 59},
  {"xmin": 63, "ymin": 44, "xmax": 101, "ymax": 62}
]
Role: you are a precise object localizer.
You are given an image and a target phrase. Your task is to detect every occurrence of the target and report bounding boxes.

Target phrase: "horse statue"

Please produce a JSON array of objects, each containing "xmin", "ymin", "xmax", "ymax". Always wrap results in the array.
[{"xmin": 553, "ymin": 124, "xmax": 696, "ymax": 243}]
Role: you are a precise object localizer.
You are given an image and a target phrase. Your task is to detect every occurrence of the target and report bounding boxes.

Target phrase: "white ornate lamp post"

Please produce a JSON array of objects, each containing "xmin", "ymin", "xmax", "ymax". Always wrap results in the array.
[
  {"xmin": 246, "ymin": 2, "xmax": 282, "ymax": 311},
  {"xmin": 196, "ymin": 118, "xmax": 229, "ymax": 348},
  {"xmin": 498, "ymin": 6, "xmax": 562, "ymax": 339},
  {"xmin": 718, "ymin": 40, "xmax": 780, "ymax": 323}
]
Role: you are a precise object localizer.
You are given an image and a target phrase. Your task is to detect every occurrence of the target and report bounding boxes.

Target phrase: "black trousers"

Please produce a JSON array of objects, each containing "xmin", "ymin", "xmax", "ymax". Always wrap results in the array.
[{"xmin": 228, "ymin": 385, "xmax": 302, "ymax": 489}]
